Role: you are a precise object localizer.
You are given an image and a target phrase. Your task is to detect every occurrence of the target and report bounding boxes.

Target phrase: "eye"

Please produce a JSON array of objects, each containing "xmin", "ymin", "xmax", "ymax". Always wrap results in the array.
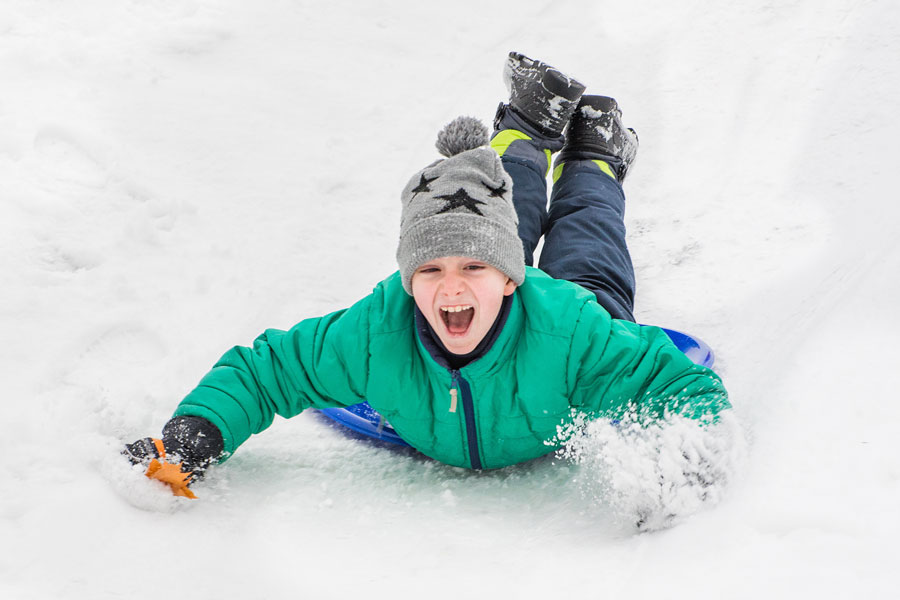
[
  {"xmin": 417, "ymin": 266, "xmax": 440, "ymax": 274},
  {"xmin": 464, "ymin": 264, "xmax": 486, "ymax": 271}
]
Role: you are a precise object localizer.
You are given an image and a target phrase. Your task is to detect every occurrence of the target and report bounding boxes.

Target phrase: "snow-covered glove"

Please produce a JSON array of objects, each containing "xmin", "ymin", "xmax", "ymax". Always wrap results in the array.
[
  {"xmin": 123, "ymin": 416, "xmax": 224, "ymax": 499},
  {"xmin": 554, "ymin": 412, "xmax": 744, "ymax": 532}
]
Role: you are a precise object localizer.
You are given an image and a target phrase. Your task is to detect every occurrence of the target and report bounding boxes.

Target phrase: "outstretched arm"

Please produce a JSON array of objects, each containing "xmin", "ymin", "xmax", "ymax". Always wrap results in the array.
[
  {"xmin": 125, "ymin": 291, "xmax": 375, "ymax": 493},
  {"xmin": 562, "ymin": 302, "xmax": 738, "ymax": 530},
  {"xmin": 569, "ymin": 304, "xmax": 730, "ymax": 421}
]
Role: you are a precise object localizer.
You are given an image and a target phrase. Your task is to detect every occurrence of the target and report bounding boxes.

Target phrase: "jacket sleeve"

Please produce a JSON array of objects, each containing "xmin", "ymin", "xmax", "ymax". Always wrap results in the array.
[
  {"xmin": 567, "ymin": 301, "xmax": 730, "ymax": 421},
  {"xmin": 172, "ymin": 294, "xmax": 372, "ymax": 457}
]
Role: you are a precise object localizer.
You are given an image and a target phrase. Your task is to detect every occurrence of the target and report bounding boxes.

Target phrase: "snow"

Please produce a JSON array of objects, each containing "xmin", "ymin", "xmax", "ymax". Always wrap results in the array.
[
  {"xmin": 555, "ymin": 412, "xmax": 747, "ymax": 533},
  {"xmin": 2, "ymin": 0, "xmax": 899, "ymax": 597}
]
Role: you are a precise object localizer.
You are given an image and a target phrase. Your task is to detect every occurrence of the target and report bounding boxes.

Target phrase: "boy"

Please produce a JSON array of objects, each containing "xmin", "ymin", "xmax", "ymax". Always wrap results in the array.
[{"xmin": 126, "ymin": 52, "xmax": 730, "ymax": 498}]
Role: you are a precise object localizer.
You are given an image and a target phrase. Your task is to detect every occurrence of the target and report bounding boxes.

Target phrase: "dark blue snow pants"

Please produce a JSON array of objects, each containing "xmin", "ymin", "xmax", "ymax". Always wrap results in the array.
[{"xmin": 491, "ymin": 117, "xmax": 636, "ymax": 322}]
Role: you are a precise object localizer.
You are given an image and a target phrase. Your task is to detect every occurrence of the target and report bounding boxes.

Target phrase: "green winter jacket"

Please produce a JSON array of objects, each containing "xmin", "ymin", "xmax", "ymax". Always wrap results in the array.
[{"xmin": 174, "ymin": 267, "xmax": 730, "ymax": 469}]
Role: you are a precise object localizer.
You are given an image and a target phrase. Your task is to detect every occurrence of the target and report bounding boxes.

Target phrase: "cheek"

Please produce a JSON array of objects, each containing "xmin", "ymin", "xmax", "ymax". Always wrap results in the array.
[
  {"xmin": 475, "ymin": 284, "xmax": 507, "ymax": 318},
  {"xmin": 411, "ymin": 281, "xmax": 434, "ymax": 313},
  {"xmin": 412, "ymin": 293, "xmax": 429, "ymax": 316}
]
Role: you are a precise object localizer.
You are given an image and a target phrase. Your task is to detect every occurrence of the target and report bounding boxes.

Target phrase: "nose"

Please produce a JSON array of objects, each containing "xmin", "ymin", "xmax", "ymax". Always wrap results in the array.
[{"xmin": 440, "ymin": 270, "xmax": 465, "ymax": 296}]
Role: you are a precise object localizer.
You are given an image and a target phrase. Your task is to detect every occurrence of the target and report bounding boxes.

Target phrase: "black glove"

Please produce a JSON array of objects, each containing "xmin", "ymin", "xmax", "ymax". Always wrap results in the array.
[{"xmin": 124, "ymin": 416, "xmax": 224, "ymax": 487}]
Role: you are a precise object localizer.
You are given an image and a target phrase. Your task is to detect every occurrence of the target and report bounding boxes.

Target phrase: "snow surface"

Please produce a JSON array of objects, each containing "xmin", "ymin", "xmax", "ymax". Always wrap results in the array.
[{"xmin": 2, "ymin": 0, "xmax": 899, "ymax": 598}]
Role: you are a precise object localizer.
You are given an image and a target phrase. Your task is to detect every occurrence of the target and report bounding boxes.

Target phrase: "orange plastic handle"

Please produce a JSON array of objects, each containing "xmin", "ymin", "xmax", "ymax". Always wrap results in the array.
[{"xmin": 144, "ymin": 438, "xmax": 197, "ymax": 499}]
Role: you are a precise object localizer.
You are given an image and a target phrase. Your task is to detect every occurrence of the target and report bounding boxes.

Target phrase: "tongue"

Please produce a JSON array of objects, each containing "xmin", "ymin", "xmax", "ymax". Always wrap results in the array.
[{"xmin": 446, "ymin": 308, "xmax": 474, "ymax": 333}]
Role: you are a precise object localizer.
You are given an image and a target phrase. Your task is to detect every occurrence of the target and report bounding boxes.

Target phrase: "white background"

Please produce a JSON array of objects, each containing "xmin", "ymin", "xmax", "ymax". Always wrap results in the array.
[{"xmin": 2, "ymin": 1, "xmax": 898, "ymax": 598}]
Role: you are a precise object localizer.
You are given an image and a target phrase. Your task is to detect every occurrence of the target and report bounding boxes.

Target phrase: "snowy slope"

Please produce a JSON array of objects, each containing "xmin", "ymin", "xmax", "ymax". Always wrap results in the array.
[{"xmin": 2, "ymin": 1, "xmax": 899, "ymax": 598}]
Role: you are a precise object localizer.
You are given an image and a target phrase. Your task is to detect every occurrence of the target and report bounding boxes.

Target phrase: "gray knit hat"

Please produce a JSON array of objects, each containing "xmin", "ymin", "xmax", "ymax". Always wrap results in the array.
[{"xmin": 396, "ymin": 116, "xmax": 525, "ymax": 295}]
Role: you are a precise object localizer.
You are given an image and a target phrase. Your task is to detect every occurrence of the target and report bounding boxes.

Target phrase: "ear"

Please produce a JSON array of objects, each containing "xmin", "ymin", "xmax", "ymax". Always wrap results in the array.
[{"xmin": 503, "ymin": 278, "xmax": 517, "ymax": 296}]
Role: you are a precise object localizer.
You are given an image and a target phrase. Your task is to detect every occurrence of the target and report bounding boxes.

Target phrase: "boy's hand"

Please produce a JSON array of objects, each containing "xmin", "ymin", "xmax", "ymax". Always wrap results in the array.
[
  {"xmin": 123, "ymin": 416, "xmax": 224, "ymax": 499},
  {"xmin": 125, "ymin": 437, "xmax": 198, "ymax": 498}
]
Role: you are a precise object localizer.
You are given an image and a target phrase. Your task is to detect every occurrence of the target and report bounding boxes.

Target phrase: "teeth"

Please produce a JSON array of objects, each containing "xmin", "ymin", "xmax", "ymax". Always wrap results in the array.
[{"xmin": 440, "ymin": 305, "xmax": 472, "ymax": 313}]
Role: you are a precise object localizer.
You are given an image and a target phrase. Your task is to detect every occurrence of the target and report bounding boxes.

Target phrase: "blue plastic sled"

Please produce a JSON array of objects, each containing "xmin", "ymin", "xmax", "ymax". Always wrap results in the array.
[{"xmin": 318, "ymin": 326, "xmax": 715, "ymax": 447}]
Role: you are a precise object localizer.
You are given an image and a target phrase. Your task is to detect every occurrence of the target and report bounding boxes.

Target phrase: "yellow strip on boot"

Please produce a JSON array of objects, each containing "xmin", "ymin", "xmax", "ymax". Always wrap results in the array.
[
  {"xmin": 491, "ymin": 130, "xmax": 554, "ymax": 176},
  {"xmin": 553, "ymin": 160, "xmax": 617, "ymax": 182},
  {"xmin": 592, "ymin": 160, "xmax": 617, "ymax": 180},
  {"xmin": 490, "ymin": 129, "xmax": 532, "ymax": 157},
  {"xmin": 552, "ymin": 163, "xmax": 565, "ymax": 183}
]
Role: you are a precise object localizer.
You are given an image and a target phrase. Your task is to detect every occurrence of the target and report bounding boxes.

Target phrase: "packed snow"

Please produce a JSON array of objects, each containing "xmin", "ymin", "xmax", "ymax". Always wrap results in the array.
[{"xmin": 2, "ymin": 1, "xmax": 899, "ymax": 598}]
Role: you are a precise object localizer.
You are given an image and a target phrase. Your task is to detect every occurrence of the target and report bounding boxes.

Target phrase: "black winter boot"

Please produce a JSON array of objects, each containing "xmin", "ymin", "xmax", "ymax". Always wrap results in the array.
[
  {"xmin": 496, "ymin": 51, "xmax": 586, "ymax": 139},
  {"xmin": 557, "ymin": 95, "xmax": 639, "ymax": 181}
]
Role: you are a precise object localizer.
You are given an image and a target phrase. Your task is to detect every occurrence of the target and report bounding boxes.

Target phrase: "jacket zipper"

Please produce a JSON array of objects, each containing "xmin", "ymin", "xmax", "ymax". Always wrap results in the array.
[{"xmin": 450, "ymin": 369, "xmax": 482, "ymax": 470}]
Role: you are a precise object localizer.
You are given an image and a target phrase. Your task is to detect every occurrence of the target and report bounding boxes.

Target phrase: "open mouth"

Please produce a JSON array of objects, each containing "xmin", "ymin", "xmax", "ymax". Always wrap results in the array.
[{"xmin": 440, "ymin": 305, "xmax": 475, "ymax": 335}]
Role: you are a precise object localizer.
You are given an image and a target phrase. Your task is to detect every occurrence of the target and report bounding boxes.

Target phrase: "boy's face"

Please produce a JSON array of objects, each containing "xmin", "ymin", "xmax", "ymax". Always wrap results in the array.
[{"xmin": 411, "ymin": 256, "xmax": 517, "ymax": 355}]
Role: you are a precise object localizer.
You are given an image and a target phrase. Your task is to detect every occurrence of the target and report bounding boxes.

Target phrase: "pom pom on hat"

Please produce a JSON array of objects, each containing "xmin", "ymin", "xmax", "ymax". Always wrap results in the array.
[{"xmin": 435, "ymin": 116, "xmax": 489, "ymax": 157}]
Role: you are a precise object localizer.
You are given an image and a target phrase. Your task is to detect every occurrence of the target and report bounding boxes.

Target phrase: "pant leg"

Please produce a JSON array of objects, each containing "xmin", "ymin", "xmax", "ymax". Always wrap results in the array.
[
  {"xmin": 539, "ymin": 160, "xmax": 636, "ymax": 321},
  {"xmin": 498, "ymin": 160, "xmax": 546, "ymax": 266},
  {"xmin": 490, "ymin": 106, "xmax": 562, "ymax": 266}
]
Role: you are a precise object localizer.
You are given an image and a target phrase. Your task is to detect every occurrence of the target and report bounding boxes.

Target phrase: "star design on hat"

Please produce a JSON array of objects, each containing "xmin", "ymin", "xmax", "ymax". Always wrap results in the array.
[
  {"xmin": 434, "ymin": 188, "xmax": 486, "ymax": 216},
  {"xmin": 411, "ymin": 173, "xmax": 439, "ymax": 197},
  {"xmin": 483, "ymin": 180, "xmax": 507, "ymax": 199}
]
